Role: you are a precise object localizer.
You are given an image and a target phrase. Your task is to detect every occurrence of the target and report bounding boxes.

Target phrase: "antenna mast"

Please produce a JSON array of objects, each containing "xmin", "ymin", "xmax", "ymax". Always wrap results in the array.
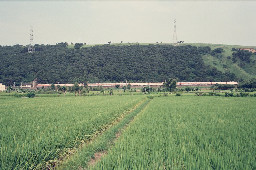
[
  {"xmin": 28, "ymin": 26, "xmax": 35, "ymax": 53},
  {"xmin": 173, "ymin": 19, "xmax": 178, "ymax": 45}
]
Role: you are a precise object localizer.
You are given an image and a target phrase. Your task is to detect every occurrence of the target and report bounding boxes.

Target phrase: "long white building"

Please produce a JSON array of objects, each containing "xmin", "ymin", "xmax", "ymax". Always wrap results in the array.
[{"xmin": 36, "ymin": 81, "xmax": 238, "ymax": 88}]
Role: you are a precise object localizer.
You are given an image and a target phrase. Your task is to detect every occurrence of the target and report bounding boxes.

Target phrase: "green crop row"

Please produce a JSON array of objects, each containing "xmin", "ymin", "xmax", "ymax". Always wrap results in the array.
[
  {"xmin": 92, "ymin": 96, "xmax": 256, "ymax": 169},
  {"xmin": 0, "ymin": 95, "xmax": 144, "ymax": 169}
]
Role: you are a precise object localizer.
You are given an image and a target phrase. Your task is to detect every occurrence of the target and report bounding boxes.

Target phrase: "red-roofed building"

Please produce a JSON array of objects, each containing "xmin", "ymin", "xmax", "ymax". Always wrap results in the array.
[{"xmin": 240, "ymin": 48, "xmax": 256, "ymax": 53}]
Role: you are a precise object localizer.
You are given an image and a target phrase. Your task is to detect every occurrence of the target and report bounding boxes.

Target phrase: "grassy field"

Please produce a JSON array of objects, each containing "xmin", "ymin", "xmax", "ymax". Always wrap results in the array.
[
  {"xmin": 0, "ymin": 95, "xmax": 144, "ymax": 169},
  {"xmin": 1, "ymin": 94, "xmax": 255, "ymax": 169},
  {"xmin": 91, "ymin": 96, "xmax": 256, "ymax": 169}
]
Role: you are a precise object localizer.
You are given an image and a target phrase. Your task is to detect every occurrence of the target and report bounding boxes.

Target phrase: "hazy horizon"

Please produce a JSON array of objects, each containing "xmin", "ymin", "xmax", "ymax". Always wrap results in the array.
[{"xmin": 0, "ymin": 1, "xmax": 256, "ymax": 46}]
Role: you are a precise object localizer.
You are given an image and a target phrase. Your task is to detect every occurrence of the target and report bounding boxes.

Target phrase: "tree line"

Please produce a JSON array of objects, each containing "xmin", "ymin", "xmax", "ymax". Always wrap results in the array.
[{"xmin": 0, "ymin": 43, "xmax": 238, "ymax": 86}]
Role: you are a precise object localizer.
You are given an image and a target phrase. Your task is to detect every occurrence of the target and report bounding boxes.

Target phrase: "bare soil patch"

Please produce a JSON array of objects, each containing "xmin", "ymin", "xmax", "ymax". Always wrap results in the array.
[{"xmin": 87, "ymin": 151, "xmax": 107, "ymax": 167}]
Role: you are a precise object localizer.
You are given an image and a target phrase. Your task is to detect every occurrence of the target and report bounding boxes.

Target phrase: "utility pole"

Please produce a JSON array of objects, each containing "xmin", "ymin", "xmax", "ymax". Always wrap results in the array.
[
  {"xmin": 173, "ymin": 19, "xmax": 178, "ymax": 45},
  {"xmin": 28, "ymin": 26, "xmax": 35, "ymax": 53}
]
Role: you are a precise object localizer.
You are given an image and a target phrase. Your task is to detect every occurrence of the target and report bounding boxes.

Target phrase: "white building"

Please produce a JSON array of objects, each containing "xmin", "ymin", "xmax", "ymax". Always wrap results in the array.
[{"xmin": 0, "ymin": 83, "xmax": 6, "ymax": 92}]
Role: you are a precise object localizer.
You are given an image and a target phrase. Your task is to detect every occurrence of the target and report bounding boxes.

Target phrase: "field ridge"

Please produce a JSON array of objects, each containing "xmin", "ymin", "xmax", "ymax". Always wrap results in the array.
[{"xmin": 59, "ymin": 98, "xmax": 151, "ymax": 169}]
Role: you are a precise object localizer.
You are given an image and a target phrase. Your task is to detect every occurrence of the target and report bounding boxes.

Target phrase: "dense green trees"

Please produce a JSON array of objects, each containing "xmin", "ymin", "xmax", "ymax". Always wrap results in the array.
[
  {"xmin": 232, "ymin": 50, "xmax": 252, "ymax": 63},
  {"xmin": 211, "ymin": 48, "xmax": 224, "ymax": 59},
  {"xmin": 0, "ymin": 44, "xmax": 237, "ymax": 85},
  {"xmin": 240, "ymin": 78, "xmax": 256, "ymax": 88},
  {"xmin": 74, "ymin": 43, "xmax": 84, "ymax": 50},
  {"xmin": 163, "ymin": 78, "xmax": 177, "ymax": 92}
]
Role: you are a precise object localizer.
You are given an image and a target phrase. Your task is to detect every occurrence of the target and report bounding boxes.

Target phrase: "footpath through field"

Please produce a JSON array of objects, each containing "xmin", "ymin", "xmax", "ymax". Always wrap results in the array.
[{"xmin": 58, "ymin": 97, "xmax": 151, "ymax": 169}]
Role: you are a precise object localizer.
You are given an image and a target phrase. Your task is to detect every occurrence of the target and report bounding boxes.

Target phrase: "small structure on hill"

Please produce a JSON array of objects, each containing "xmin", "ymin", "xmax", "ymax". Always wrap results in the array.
[{"xmin": 239, "ymin": 48, "xmax": 256, "ymax": 53}]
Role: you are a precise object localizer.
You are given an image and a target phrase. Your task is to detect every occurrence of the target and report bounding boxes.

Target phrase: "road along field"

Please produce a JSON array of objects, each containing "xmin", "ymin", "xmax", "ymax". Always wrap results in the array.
[
  {"xmin": 90, "ymin": 96, "xmax": 256, "ymax": 169},
  {"xmin": 0, "ymin": 95, "xmax": 144, "ymax": 169}
]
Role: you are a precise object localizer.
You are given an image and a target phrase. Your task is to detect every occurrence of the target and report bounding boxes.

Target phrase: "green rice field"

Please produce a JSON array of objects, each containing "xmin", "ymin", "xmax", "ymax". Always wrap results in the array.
[
  {"xmin": 0, "ymin": 95, "xmax": 255, "ymax": 169},
  {"xmin": 92, "ymin": 96, "xmax": 256, "ymax": 169},
  {"xmin": 0, "ymin": 95, "xmax": 144, "ymax": 169}
]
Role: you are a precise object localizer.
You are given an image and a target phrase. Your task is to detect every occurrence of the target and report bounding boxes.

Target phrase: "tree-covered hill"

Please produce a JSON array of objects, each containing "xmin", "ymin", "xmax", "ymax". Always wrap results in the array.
[{"xmin": 0, "ymin": 43, "xmax": 255, "ymax": 85}]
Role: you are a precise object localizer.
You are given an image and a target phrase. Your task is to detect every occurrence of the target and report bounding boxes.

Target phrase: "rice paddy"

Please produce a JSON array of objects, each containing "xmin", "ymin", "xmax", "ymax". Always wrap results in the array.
[
  {"xmin": 0, "ymin": 95, "xmax": 255, "ymax": 169},
  {"xmin": 0, "ymin": 95, "xmax": 144, "ymax": 169},
  {"xmin": 92, "ymin": 96, "xmax": 256, "ymax": 169}
]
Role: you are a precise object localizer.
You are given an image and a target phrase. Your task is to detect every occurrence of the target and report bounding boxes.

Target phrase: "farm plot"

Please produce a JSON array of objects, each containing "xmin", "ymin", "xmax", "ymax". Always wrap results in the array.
[
  {"xmin": 0, "ymin": 95, "xmax": 144, "ymax": 169},
  {"xmin": 92, "ymin": 96, "xmax": 256, "ymax": 169}
]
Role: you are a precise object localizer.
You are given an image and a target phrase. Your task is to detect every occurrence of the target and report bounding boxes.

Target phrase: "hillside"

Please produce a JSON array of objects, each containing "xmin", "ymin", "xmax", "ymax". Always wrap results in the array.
[
  {"xmin": 190, "ymin": 43, "xmax": 256, "ymax": 81},
  {"xmin": 0, "ymin": 43, "xmax": 255, "ymax": 85}
]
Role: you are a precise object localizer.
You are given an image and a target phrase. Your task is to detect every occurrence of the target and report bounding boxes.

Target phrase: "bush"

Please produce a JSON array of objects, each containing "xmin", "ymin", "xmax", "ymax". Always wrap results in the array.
[
  {"xmin": 185, "ymin": 87, "xmax": 191, "ymax": 92},
  {"xmin": 215, "ymin": 93, "xmax": 221, "ymax": 96},
  {"xmin": 195, "ymin": 92, "xmax": 203, "ymax": 96},
  {"xmin": 239, "ymin": 92, "xmax": 249, "ymax": 97},
  {"xmin": 208, "ymin": 92, "xmax": 216, "ymax": 96},
  {"xmin": 215, "ymin": 84, "xmax": 235, "ymax": 90},
  {"xmin": 176, "ymin": 93, "xmax": 181, "ymax": 96},
  {"xmin": 26, "ymin": 92, "xmax": 35, "ymax": 98},
  {"xmin": 14, "ymin": 93, "xmax": 26, "ymax": 98},
  {"xmin": 244, "ymin": 88, "xmax": 256, "ymax": 92},
  {"xmin": 225, "ymin": 92, "xmax": 234, "ymax": 97}
]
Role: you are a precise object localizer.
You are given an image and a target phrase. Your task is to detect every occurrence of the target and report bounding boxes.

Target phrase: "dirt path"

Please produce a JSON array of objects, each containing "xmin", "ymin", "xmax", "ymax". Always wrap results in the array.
[
  {"xmin": 85, "ymin": 99, "xmax": 151, "ymax": 169},
  {"xmin": 43, "ymin": 98, "xmax": 149, "ymax": 169}
]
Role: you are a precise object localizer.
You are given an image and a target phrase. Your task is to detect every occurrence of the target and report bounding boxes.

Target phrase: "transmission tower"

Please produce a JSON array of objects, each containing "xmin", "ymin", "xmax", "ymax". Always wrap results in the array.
[
  {"xmin": 173, "ymin": 19, "xmax": 178, "ymax": 45},
  {"xmin": 28, "ymin": 27, "xmax": 35, "ymax": 53}
]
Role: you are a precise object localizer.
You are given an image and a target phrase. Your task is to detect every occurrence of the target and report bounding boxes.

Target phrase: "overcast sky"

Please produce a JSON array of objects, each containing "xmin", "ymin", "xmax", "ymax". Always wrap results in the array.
[{"xmin": 0, "ymin": 1, "xmax": 255, "ymax": 46}]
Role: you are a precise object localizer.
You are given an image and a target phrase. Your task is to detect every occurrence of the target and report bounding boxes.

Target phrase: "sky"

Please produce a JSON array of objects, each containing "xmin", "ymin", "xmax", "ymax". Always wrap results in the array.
[{"xmin": 0, "ymin": 1, "xmax": 255, "ymax": 46}]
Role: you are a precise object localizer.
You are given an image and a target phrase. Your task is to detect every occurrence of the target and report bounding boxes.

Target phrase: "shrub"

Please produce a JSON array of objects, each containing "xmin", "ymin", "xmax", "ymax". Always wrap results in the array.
[
  {"xmin": 240, "ymin": 92, "xmax": 249, "ymax": 97},
  {"xmin": 195, "ymin": 92, "xmax": 203, "ymax": 96},
  {"xmin": 215, "ymin": 93, "xmax": 221, "ymax": 96},
  {"xmin": 14, "ymin": 93, "xmax": 26, "ymax": 98},
  {"xmin": 26, "ymin": 92, "xmax": 35, "ymax": 98},
  {"xmin": 176, "ymin": 93, "xmax": 181, "ymax": 96},
  {"xmin": 208, "ymin": 92, "xmax": 216, "ymax": 96},
  {"xmin": 225, "ymin": 92, "xmax": 234, "ymax": 97}
]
